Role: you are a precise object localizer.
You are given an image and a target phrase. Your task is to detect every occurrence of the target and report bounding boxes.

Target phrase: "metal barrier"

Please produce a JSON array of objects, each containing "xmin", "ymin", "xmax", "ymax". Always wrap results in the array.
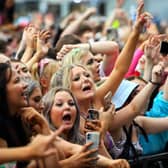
[{"xmin": 129, "ymin": 152, "xmax": 168, "ymax": 168}]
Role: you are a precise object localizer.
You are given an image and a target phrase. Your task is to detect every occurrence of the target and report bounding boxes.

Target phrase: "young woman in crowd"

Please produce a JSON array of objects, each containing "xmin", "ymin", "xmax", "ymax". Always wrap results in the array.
[
  {"xmin": 31, "ymin": 58, "xmax": 59, "ymax": 95},
  {"xmin": 26, "ymin": 79, "xmax": 44, "ymax": 114},
  {"xmin": 0, "ymin": 61, "xmax": 131, "ymax": 168},
  {"xmin": 48, "ymin": 2, "xmax": 168, "ymax": 158},
  {"xmin": 0, "ymin": 62, "xmax": 64, "ymax": 168},
  {"xmin": 42, "ymin": 87, "xmax": 85, "ymax": 145}
]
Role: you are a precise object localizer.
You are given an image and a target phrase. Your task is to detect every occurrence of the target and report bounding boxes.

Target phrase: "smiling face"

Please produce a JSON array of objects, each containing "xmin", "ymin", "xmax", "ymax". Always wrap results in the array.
[
  {"xmin": 70, "ymin": 66, "xmax": 95, "ymax": 102},
  {"xmin": 6, "ymin": 68, "xmax": 28, "ymax": 114},
  {"xmin": 50, "ymin": 90, "xmax": 77, "ymax": 132}
]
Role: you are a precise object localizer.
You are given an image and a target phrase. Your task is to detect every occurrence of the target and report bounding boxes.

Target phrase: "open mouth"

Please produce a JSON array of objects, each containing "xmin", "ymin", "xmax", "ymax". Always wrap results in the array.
[
  {"xmin": 21, "ymin": 91, "xmax": 28, "ymax": 99},
  {"xmin": 82, "ymin": 85, "xmax": 91, "ymax": 92},
  {"xmin": 62, "ymin": 113, "xmax": 71, "ymax": 121}
]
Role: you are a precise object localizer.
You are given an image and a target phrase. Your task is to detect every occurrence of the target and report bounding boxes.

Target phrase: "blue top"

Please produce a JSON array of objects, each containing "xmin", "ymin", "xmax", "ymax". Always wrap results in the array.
[{"xmin": 139, "ymin": 91, "xmax": 168, "ymax": 155}]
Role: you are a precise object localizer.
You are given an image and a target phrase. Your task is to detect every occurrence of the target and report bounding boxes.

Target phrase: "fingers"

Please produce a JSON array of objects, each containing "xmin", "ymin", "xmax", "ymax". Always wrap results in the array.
[
  {"xmin": 43, "ymin": 148, "xmax": 58, "ymax": 157},
  {"xmin": 49, "ymin": 125, "xmax": 65, "ymax": 142},
  {"xmin": 109, "ymin": 159, "xmax": 130, "ymax": 168},
  {"xmin": 136, "ymin": 0, "xmax": 144, "ymax": 19},
  {"xmin": 81, "ymin": 142, "xmax": 93, "ymax": 152}
]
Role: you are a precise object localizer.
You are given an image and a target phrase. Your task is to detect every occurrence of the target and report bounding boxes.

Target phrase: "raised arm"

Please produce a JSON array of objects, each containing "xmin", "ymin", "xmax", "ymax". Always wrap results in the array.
[
  {"xmin": 0, "ymin": 128, "xmax": 63, "ymax": 164},
  {"xmin": 61, "ymin": 8, "xmax": 96, "ymax": 37},
  {"xmin": 96, "ymin": 1, "xmax": 153, "ymax": 102},
  {"xmin": 110, "ymin": 62, "xmax": 164, "ymax": 131},
  {"xmin": 26, "ymin": 29, "xmax": 51, "ymax": 70}
]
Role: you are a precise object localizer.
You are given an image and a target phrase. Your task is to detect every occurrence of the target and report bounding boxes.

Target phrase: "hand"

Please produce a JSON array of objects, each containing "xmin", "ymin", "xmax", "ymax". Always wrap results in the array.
[
  {"xmin": 134, "ymin": 0, "xmax": 153, "ymax": 33},
  {"xmin": 100, "ymin": 104, "xmax": 116, "ymax": 131},
  {"xmin": 116, "ymin": 0, "xmax": 125, "ymax": 8},
  {"xmin": 144, "ymin": 37, "xmax": 160, "ymax": 65},
  {"xmin": 56, "ymin": 44, "xmax": 74, "ymax": 60},
  {"xmin": 84, "ymin": 119, "xmax": 102, "ymax": 133},
  {"xmin": 25, "ymin": 24, "xmax": 39, "ymax": 50},
  {"xmin": 36, "ymin": 29, "xmax": 51, "ymax": 57},
  {"xmin": 84, "ymin": 7, "xmax": 97, "ymax": 18},
  {"xmin": 108, "ymin": 159, "xmax": 130, "ymax": 168},
  {"xmin": 151, "ymin": 62, "xmax": 165, "ymax": 84},
  {"xmin": 28, "ymin": 126, "xmax": 64, "ymax": 158},
  {"xmin": 64, "ymin": 142, "xmax": 98, "ymax": 168},
  {"xmin": 20, "ymin": 107, "xmax": 50, "ymax": 135}
]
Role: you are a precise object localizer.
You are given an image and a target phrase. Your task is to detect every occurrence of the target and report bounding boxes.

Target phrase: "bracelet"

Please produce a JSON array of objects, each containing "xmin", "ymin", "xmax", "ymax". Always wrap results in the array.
[{"xmin": 149, "ymin": 79, "xmax": 161, "ymax": 86}]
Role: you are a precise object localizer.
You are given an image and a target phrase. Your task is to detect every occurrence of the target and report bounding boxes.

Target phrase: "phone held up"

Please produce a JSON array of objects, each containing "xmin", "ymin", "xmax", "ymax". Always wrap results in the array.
[
  {"xmin": 86, "ymin": 131, "xmax": 100, "ymax": 162},
  {"xmin": 87, "ymin": 108, "xmax": 99, "ymax": 120},
  {"xmin": 160, "ymin": 41, "xmax": 168, "ymax": 56}
]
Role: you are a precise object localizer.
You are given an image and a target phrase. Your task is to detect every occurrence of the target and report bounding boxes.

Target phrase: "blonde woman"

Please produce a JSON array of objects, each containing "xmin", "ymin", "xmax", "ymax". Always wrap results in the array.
[{"xmin": 31, "ymin": 58, "xmax": 59, "ymax": 95}]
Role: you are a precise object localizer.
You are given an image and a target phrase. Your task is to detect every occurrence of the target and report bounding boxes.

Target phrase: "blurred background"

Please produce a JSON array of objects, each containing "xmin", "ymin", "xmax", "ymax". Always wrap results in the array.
[{"xmin": 1, "ymin": 0, "xmax": 168, "ymax": 27}]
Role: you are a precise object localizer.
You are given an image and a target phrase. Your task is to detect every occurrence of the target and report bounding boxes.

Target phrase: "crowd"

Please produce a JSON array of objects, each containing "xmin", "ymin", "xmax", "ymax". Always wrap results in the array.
[{"xmin": 0, "ymin": 0, "xmax": 168, "ymax": 167}]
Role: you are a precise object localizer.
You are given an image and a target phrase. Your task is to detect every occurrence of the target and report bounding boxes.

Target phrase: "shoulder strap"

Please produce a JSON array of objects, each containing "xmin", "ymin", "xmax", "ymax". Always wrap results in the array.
[
  {"xmin": 133, "ymin": 120, "xmax": 149, "ymax": 142},
  {"xmin": 119, "ymin": 124, "xmax": 138, "ymax": 160}
]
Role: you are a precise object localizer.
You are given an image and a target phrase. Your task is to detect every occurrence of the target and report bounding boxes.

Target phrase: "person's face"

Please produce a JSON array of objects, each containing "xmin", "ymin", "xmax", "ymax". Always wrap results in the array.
[
  {"xmin": 70, "ymin": 66, "xmax": 95, "ymax": 102},
  {"xmin": 12, "ymin": 62, "xmax": 31, "ymax": 79},
  {"xmin": 82, "ymin": 52, "xmax": 100, "ymax": 82},
  {"xmin": 28, "ymin": 87, "xmax": 44, "ymax": 114},
  {"xmin": 50, "ymin": 91, "xmax": 77, "ymax": 132},
  {"xmin": 6, "ymin": 69, "xmax": 28, "ymax": 111}
]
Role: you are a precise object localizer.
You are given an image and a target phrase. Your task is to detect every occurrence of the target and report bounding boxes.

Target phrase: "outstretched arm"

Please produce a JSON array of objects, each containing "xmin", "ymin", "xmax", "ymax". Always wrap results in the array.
[
  {"xmin": 61, "ymin": 8, "xmax": 96, "ymax": 37},
  {"xmin": 0, "ymin": 128, "xmax": 63, "ymax": 164},
  {"xmin": 110, "ymin": 62, "xmax": 164, "ymax": 131},
  {"xmin": 97, "ymin": 1, "xmax": 153, "ymax": 103}
]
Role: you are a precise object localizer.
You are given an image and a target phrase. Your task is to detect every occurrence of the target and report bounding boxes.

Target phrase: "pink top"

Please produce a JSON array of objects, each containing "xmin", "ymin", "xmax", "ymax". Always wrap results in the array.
[{"xmin": 125, "ymin": 48, "xmax": 144, "ymax": 78}]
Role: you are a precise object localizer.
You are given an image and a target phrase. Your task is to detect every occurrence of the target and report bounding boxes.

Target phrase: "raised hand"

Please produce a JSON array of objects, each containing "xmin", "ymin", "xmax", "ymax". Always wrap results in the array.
[
  {"xmin": 28, "ymin": 126, "xmax": 64, "ymax": 158},
  {"xmin": 134, "ymin": 0, "xmax": 153, "ymax": 33},
  {"xmin": 144, "ymin": 35, "xmax": 160, "ymax": 64},
  {"xmin": 24, "ymin": 24, "xmax": 39, "ymax": 50},
  {"xmin": 99, "ymin": 104, "xmax": 116, "ymax": 136},
  {"xmin": 56, "ymin": 44, "xmax": 74, "ymax": 60},
  {"xmin": 151, "ymin": 62, "xmax": 165, "ymax": 84},
  {"xmin": 20, "ymin": 107, "xmax": 50, "ymax": 135},
  {"xmin": 36, "ymin": 29, "xmax": 51, "ymax": 57}
]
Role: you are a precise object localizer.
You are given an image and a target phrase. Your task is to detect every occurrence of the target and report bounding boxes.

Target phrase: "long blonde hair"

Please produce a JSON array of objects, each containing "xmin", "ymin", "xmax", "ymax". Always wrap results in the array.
[{"xmin": 50, "ymin": 64, "xmax": 93, "ymax": 89}]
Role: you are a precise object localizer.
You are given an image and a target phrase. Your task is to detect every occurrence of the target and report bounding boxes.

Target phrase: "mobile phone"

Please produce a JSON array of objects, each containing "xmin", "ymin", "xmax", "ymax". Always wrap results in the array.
[
  {"xmin": 86, "ymin": 131, "xmax": 100, "ymax": 159},
  {"xmin": 104, "ymin": 91, "xmax": 112, "ymax": 111},
  {"xmin": 87, "ymin": 109, "xmax": 99, "ymax": 120},
  {"xmin": 160, "ymin": 41, "xmax": 168, "ymax": 56}
]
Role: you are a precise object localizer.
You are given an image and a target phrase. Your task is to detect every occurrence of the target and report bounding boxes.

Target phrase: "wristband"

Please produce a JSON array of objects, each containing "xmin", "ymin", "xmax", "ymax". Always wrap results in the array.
[{"xmin": 149, "ymin": 79, "xmax": 161, "ymax": 86}]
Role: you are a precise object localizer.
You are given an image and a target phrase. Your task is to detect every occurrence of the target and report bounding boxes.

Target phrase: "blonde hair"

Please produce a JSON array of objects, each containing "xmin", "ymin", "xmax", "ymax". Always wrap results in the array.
[
  {"xmin": 62, "ymin": 47, "xmax": 89, "ymax": 67},
  {"xmin": 31, "ymin": 58, "xmax": 59, "ymax": 84},
  {"xmin": 50, "ymin": 64, "xmax": 92, "ymax": 89}
]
